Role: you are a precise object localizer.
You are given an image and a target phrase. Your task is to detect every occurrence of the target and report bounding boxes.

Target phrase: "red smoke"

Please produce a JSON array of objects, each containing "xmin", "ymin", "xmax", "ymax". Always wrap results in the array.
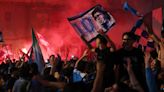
[{"xmin": 0, "ymin": 0, "xmax": 163, "ymax": 62}]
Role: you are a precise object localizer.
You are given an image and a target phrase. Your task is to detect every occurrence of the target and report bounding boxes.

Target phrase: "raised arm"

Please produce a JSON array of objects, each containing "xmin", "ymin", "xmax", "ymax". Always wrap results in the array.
[
  {"xmin": 103, "ymin": 34, "xmax": 116, "ymax": 52},
  {"xmin": 124, "ymin": 57, "xmax": 144, "ymax": 92},
  {"xmin": 159, "ymin": 42, "xmax": 164, "ymax": 69},
  {"xmin": 98, "ymin": 29, "xmax": 116, "ymax": 51},
  {"xmin": 74, "ymin": 49, "xmax": 88, "ymax": 68},
  {"xmin": 91, "ymin": 61, "xmax": 105, "ymax": 92},
  {"xmin": 143, "ymin": 12, "xmax": 161, "ymax": 44}
]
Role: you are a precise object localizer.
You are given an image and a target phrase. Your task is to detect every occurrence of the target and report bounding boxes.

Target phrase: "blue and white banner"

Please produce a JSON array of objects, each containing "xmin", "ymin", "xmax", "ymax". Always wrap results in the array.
[
  {"xmin": 31, "ymin": 29, "xmax": 45, "ymax": 73},
  {"xmin": 68, "ymin": 5, "xmax": 115, "ymax": 43}
]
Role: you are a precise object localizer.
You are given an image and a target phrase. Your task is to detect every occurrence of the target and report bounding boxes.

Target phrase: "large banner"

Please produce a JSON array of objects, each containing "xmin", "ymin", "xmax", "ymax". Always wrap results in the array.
[{"xmin": 68, "ymin": 5, "xmax": 115, "ymax": 43}]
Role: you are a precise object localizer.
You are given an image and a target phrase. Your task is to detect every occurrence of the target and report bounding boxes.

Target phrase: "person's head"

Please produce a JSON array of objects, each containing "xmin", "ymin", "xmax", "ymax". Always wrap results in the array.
[
  {"xmin": 149, "ymin": 50, "xmax": 161, "ymax": 71},
  {"xmin": 19, "ymin": 56, "xmax": 25, "ymax": 62},
  {"xmin": 92, "ymin": 6, "xmax": 111, "ymax": 24},
  {"xmin": 96, "ymin": 35, "xmax": 108, "ymax": 49},
  {"xmin": 76, "ymin": 60, "xmax": 88, "ymax": 73},
  {"xmin": 19, "ymin": 63, "xmax": 30, "ymax": 79},
  {"xmin": 150, "ymin": 60, "xmax": 161, "ymax": 72},
  {"xmin": 122, "ymin": 32, "xmax": 136, "ymax": 50},
  {"xmin": 49, "ymin": 55, "xmax": 57, "ymax": 66},
  {"xmin": 29, "ymin": 63, "xmax": 39, "ymax": 76}
]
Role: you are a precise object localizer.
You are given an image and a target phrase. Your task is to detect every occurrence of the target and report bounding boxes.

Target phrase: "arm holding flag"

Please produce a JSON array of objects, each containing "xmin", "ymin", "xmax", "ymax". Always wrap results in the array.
[
  {"xmin": 143, "ymin": 12, "xmax": 164, "ymax": 70},
  {"xmin": 68, "ymin": 5, "xmax": 115, "ymax": 50},
  {"xmin": 97, "ymin": 29, "xmax": 116, "ymax": 51}
]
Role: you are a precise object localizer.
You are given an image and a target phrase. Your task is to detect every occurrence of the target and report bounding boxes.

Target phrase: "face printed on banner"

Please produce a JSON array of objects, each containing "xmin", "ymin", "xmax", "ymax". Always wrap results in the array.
[
  {"xmin": 91, "ymin": 6, "xmax": 115, "ymax": 33},
  {"xmin": 93, "ymin": 12, "xmax": 106, "ymax": 24},
  {"xmin": 68, "ymin": 5, "xmax": 115, "ymax": 45}
]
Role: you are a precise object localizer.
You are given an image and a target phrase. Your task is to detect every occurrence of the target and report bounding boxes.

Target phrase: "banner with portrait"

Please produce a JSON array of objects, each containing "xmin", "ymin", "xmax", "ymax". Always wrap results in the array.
[{"xmin": 68, "ymin": 5, "xmax": 115, "ymax": 43}]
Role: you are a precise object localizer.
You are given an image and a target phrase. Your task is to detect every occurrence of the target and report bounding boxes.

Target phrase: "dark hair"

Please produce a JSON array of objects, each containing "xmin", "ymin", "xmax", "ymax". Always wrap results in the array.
[
  {"xmin": 19, "ymin": 63, "xmax": 30, "ymax": 78},
  {"xmin": 92, "ymin": 6, "xmax": 111, "ymax": 21},
  {"xmin": 76, "ymin": 60, "xmax": 87, "ymax": 72},
  {"xmin": 97, "ymin": 35, "xmax": 108, "ymax": 45},
  {"xmin": 29, "ymin": 63, "xmax": 39, "ymax": 75},
  {"xmin": 49, "ymin": 54, "xmax": 55, "ymax": 59},
  {"xmin": 122, "ymin": 32, "xmax": 138, "ymax": 41}
]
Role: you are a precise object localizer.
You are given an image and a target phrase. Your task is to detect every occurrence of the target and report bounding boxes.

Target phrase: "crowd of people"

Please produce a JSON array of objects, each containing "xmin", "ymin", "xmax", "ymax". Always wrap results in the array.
[{"xmin": 0, "ymin": 20, "xmax": 164, "ymax": 92}]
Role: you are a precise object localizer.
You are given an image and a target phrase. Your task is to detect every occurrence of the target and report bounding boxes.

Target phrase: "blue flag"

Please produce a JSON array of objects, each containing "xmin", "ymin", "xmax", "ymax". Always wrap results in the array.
[
  {"xmin": 123, "ymin": 2, "xmax": 138, "ymax": 16},
  {"xmin": 31, "ymin": 28, "xmax": 45, "ymax": 73},
  {"xmin": 131, "ymin": 18, "xmax": 143, "ymax": 33},
  {"xmin": 141, "ymin": 30, "xmax": 149, "ymax": 39}
]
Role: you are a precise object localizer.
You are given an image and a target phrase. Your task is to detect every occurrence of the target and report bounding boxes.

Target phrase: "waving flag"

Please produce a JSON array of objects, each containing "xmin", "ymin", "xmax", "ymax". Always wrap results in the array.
[
  {"xmin": 123, "ymin": 2, "xmax": 139, "ymax": 16},
  {"xmin": 36, "ymin": 32, "xmax": 54, "ymax": 57},
  {"xmin": 68, "ymin": 5, "xmax": 115, "ymax": 43},
  {"xmin": 130, "ymin": 18, "xmax": 154, "ymax": 51},
  {"xmin": 36, "ymin": 32, "xmax": 49, "ymax": 47},
  {"xmin": 131, "ymin": 18, "xmax": 144, "ymax": 33},
  {"xmin": 31, "ymin": 29, "xmax": 45, "ymax": 73},
  {"xmin": 133, "ymin": 28, "xmax": 155, "ymax": 51}
]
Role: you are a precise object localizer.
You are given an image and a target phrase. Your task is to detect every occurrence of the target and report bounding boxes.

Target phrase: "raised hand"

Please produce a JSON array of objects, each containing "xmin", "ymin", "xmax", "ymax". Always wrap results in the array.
[
  {"xmin": 124, "ymin": 57, "xmax": 132, "ymax": 72},
  {"xmin": 82, "ymin": 49, "xmax": 89, "ymax": 57}
]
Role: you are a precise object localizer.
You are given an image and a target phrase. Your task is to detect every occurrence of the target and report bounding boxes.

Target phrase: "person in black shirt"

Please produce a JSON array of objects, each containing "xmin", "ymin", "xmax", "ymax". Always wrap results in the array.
[
  {"xmin": 91, "ymin": 34, "xmax": 116, "ymax": 92},
  {"xmin": 114, "ymin": 32, "xmax": 148, "ymax": 92}
]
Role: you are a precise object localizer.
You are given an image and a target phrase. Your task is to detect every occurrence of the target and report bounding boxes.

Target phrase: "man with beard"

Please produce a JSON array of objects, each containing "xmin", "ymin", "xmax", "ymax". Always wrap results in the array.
[{"xmin": 114, "ymin": 32, "xmax": 148, "ymax": 92}]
